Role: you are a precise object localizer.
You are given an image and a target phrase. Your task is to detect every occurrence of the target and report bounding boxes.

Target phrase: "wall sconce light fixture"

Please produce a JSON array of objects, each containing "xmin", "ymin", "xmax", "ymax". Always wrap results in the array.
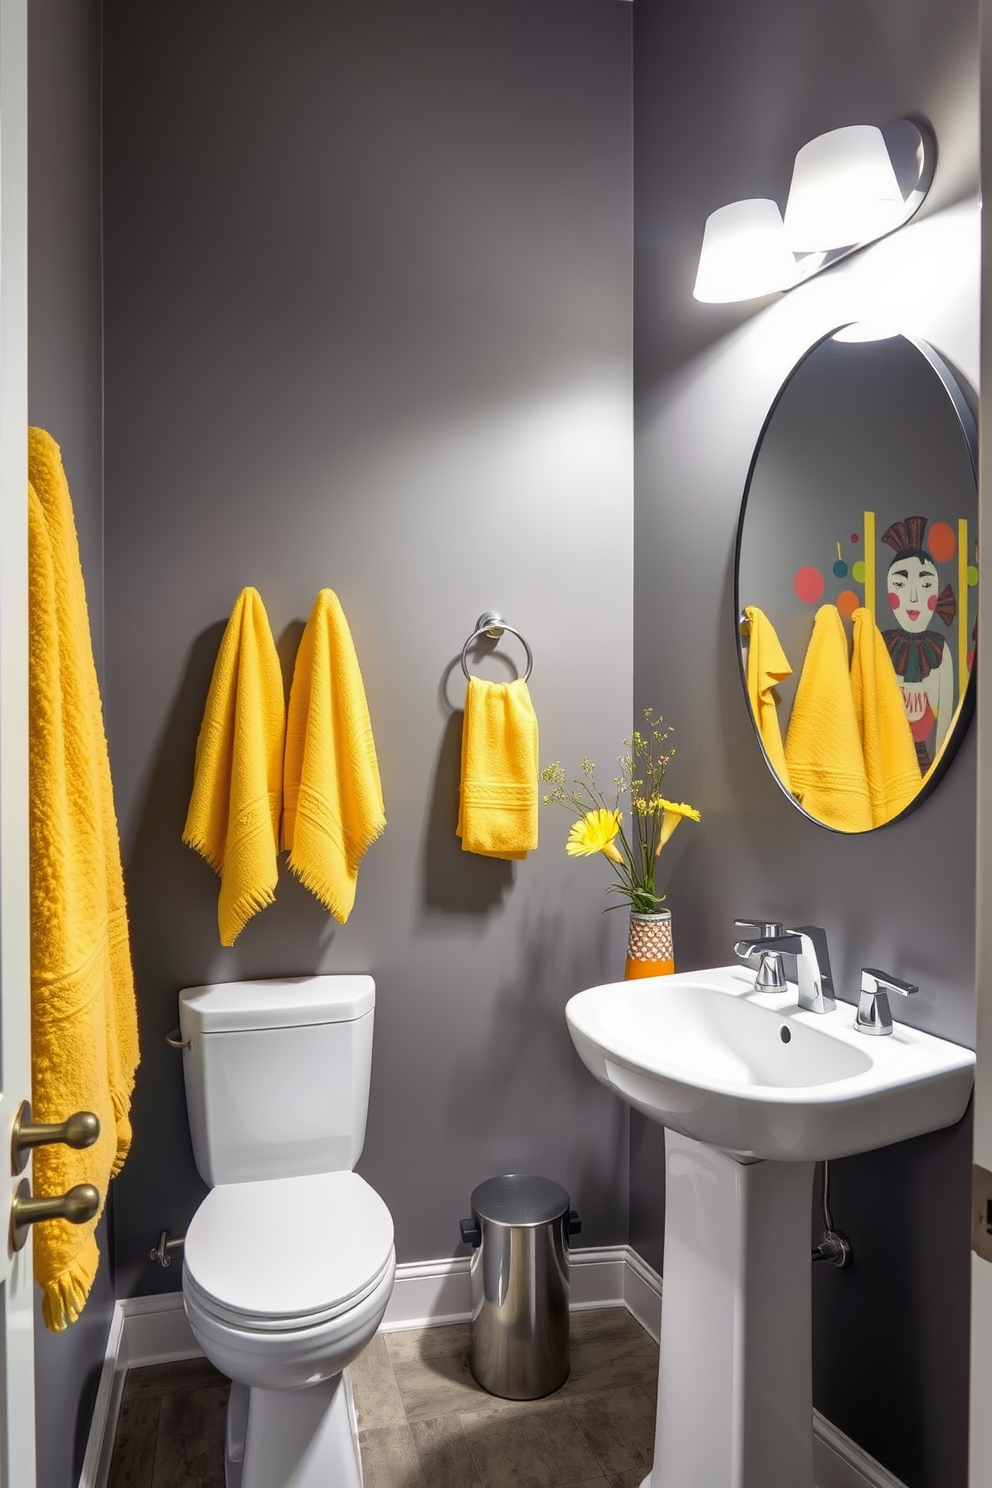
[{"xmin": 693, "ymin": 119, "xmax": 935, "ymax": 304}]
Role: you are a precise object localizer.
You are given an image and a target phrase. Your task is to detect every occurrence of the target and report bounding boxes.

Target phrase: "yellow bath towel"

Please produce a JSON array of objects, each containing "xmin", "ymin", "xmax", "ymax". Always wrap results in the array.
[
  {"xmin": 457, "ymin": 677, "xmax": 539, "ymax": 859},
  {"xmin": 28, "ymin": 427, "xmax": 140, "ymax": 1332},
  {"xmin": 743, "ymin": 605, "xmax": 793, "ymax": 794},
  {"xmin": 282, "ymin": 590, "xmax": 385, "ymax": 922},
  {"xmin": 784, "ymin": 604, "xmax": 873, "ymax": 833},
  {"xmin": 183, "ymin": 588, "xmax": 285, "ymax": 945},
  {"xmin": 850, "ymin": 607, "xmax": 921, "ymax": 827}
]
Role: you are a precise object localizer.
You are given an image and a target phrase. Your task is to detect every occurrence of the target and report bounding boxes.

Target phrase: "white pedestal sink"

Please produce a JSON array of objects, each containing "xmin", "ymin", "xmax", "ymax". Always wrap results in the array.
[{"xmin": 565, "ymin": 966, "xmax": 974, "ymax": 1488}]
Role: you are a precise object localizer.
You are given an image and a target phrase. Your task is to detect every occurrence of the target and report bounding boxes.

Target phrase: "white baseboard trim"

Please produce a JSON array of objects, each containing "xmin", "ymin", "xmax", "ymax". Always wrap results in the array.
[
  {"xmin": 83, "ymin": 1249, "xmax": 906, "ymax": 1488},
  {"xmin": 78, "ymin": 1291, "xmax": 202, "ymax": 1488},
  {"xmin": 813, "ymin": 1409, "xmax": 909, "ymax": 1488},
  {"xmin": 77, "ymin": 1303, "xmax": 125, "ymax": 1488},
  {"xmin": 379, "ymin": 1255, "xmax": 471, "ymax": 1331}
]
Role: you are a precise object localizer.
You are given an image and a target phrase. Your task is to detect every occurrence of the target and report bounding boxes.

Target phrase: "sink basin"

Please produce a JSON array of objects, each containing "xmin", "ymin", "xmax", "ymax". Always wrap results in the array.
[
  {"xmin": 567, "ymin": 964, "xmax": 975, "ymax": 1488},
  {"xmin": 565, "ymin": 964, "xmax": 974, "ymax": 1161}
]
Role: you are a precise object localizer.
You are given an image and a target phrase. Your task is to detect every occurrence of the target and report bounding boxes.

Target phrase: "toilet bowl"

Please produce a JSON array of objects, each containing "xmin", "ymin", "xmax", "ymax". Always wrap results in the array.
[
  {"xmin": 177, "ymin": 977, "xmax": 395, "ymax": 1488},
  {"xmin": 183, "ymin": 1172, "xmax": 395, "ymax": 1488}
]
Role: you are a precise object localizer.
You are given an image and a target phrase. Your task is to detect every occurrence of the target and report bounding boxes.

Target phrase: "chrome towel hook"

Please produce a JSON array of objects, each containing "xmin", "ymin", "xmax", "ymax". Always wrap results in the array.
[{"xmin": 460, "ymin": 611, "xmax": 533, "ymax": 683}]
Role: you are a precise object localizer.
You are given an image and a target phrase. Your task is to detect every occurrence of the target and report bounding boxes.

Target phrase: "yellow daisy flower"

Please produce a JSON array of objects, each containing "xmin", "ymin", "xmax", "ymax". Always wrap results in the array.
[
  {"xmin": 655, "ymin": 799, "xmax": 702, "ymax": 855},
  {"xmin": 567, "ymin": 809, "xmax": 624, "ymax": 865}
]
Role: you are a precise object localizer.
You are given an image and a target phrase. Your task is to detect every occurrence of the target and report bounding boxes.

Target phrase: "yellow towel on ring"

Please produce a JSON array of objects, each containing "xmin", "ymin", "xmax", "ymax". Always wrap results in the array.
[
  {"xmin": 850, "ymin": 607, "xmax": 921, "ymax": 827},
  {"xmin": 183, "ymin": 588, "xmax": 285, "ymax": 946},
  {"xmin": 743, "ymin": 605, "xmax": 793, "ymax": 794},
  {"xmin": 784, "ymin": 604, "xmax": 873, "ymax": 833},
  {"xmin": 28, "ymin": 428, "xmax": 140, "ymax": 1332},
  {"xmin": 457, "ymin": 677, "xmax": 539, "ymax": 859},
  {"xmin": 282, "ymin": 590, "xmax": 385, "ymax": 922}
]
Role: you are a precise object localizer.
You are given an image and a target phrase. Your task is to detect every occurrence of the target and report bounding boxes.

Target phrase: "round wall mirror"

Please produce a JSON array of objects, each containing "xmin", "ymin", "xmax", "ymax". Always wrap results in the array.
[{"xmin": 735, "ymin": 327, "xmax": 978, "ymax": 833}]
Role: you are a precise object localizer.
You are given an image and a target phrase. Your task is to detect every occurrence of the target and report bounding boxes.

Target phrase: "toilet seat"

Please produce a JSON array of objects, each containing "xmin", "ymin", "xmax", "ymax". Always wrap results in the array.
[{"xmin": 184, "ymin": 1171, "xmax": 394, "ymax": 1333}]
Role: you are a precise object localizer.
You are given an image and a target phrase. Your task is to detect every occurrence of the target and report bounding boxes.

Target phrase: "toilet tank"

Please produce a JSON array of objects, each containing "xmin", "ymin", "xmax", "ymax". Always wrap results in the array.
[{"xmin": 178, "ymin": 976, "xmax": 375, "ymax": 1187}]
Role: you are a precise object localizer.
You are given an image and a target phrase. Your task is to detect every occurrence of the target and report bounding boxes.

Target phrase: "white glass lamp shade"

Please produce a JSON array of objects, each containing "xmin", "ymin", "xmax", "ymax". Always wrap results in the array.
[
  {"xmin": 783, "ymin": 125, "xmax": 903, "ymax": 252},
  {"xmin": 692, "ymin": 199, "xmax": 801, "ymax": 303}
]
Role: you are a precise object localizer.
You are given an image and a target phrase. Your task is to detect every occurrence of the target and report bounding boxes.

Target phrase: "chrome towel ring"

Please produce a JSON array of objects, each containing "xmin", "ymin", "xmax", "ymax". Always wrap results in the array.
[{"xmin": 460, "ymin": 611, "xmax": 533, "ymax": 683}]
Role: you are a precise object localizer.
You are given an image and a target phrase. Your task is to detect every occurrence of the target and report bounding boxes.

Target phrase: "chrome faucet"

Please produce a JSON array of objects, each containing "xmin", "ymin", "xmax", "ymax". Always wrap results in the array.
[
  {"xmin": 734, "ymin": 922, "xmax": 837, "ymax": 1014},
  {"xmin": 855, "ymin": 967, "xmax": 918, "ymax": 1036}
]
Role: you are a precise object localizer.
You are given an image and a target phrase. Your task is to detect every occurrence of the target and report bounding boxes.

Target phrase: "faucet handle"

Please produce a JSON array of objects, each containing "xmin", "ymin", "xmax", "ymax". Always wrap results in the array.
[
  {"xmin": 733, "ymin": 919, "xmax": 789, "ymax": 992},
  {"xmin": 856, "ymin": 967, "xmax": 918, "ymax": 1036},
  {"xmin": 734, "ymin": 918, "xmax": 785, "ymax": 938}
]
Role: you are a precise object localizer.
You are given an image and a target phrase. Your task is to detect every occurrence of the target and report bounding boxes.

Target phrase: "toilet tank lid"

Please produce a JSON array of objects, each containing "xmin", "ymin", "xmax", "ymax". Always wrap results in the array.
[{"xmin": 179, "ymin": 975, "xmax": 375, "ymax": 1033}]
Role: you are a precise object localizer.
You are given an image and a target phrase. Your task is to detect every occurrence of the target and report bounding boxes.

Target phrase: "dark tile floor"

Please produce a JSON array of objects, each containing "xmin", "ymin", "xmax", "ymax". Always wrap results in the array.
[{"xmin": 108, "ymin": 1308, "xmax": 659, "ymax": 1488}]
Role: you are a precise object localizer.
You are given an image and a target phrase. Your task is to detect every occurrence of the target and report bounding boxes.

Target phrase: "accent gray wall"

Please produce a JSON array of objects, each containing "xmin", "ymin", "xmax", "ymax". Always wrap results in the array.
[
  {"xmin": 102, "ymin": 0, "xmax": 634, "ymax": 1297},
  {"xmin": 28, "ymin": 4, "xmax": 115, "ymax": 1487},
  {"xmin": 632, "ymin": 2, "xmax": 977, "ymax": 1485}
]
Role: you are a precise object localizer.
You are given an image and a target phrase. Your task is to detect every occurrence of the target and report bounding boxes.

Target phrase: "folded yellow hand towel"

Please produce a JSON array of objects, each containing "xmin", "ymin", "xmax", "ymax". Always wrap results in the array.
[
  {"xmin": 282, "ymin": 590, "xmax": 385, "ymax": 922},
  {"xmin": 784, "ymin": 604, "xmax": 873, "ymax": 833},
  {"xmin": 743, "ymin": 605, "xmax": 793, "ymax": 794},
  {"xmin": 183, "ymin": 587, "xmax": 285, "ymax": 945},
  {"xmin": 28, "ymin": 427, "xmax": 140, "ymax": 1332},
  {"xmin": 457, "ymin": 677, "xmax": 539, "ymax": 859},
  {"xmin": 851, "ymin": 607, "xmax": 921, "ymax": 827}
]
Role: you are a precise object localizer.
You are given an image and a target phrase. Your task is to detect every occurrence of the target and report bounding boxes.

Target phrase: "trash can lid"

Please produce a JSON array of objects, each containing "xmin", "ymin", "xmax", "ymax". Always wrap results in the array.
[{"xmin": 470, "ymin": 1174, "xmax": 570, "ymax": 1227}]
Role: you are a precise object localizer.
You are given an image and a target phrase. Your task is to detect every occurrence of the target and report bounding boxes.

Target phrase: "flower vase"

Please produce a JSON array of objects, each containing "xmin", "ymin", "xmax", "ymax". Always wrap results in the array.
[{"xmin": 624, "ymin": 909, "xmax": 674, "ymax": 980}]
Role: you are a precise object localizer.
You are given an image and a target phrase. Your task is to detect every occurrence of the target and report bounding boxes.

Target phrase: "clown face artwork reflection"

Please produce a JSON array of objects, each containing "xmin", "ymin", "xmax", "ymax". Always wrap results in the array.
[
  {"xmin": 887, "ymin": 553, "xmax": 939, "ymax": 633},
  {"xmin": 881, "ymin": 517, "xmax": 956, "ymax": 773}
]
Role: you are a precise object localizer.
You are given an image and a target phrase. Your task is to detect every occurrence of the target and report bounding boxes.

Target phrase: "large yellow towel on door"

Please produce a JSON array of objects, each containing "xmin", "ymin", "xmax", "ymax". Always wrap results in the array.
[
  {"xmin": 784, "ymin": 604, "xmax": 873, "ymax": 833},
  {"xmin": 28, "ymin": 427, "xmax": 140, "ymax": 1332},
  {"xmin": 282, "ymin": 590, "xmax": 385, "ymax": 922},
  {"xmin": 743, "ymin": 605, "xmax": 793, "ymax": 794},
  {"xmin": 457, "ymin": 677, "xmax": 539, "ymax": 859},
  {"xmin": 183, "ymin": 588, "xmax": 285, "ymax": 946},
  {"xmin": 850, "ymin": 607, "xmax": 921, "ymax": 827}
]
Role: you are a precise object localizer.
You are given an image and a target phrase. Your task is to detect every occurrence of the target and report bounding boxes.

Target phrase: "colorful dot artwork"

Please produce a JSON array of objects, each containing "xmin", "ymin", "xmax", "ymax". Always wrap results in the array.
[
  {"xmin": 833, "ymin": 560, "xmax": 848, "ymax": 578},
  {"xmin": 793, "ymin": 566, "xmax": 825, "ymax": 605},
  {"xmin": 927, "ymin": 521, "xmax": 957, "ymax": 562},
  {"xmin": 850, "ymin": 533, "xmax": 859, "ymax": 544},
  {"xmin": 968, "ymin": 565, "xmax": 980, "ymax": 587},
  {"xmin": 851, "ymin": 560, "xmax": 866, "ymax": 584},
  {"xmin": 836, "ymin": 590, "xmax": 859, "ymax": 619}
]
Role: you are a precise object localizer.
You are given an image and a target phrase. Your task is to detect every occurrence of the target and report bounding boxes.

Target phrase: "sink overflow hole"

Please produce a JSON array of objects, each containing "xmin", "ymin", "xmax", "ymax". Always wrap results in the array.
[{"xmin": 779, "ymin": 1026, "xmax": 792, "ymax": 1044}]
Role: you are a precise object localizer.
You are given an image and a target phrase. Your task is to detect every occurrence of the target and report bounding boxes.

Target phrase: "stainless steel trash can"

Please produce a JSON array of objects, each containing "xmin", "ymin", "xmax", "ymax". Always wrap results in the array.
[{"xmin": 459, "ymin": 1174, "xmax": 581, "ymax": 1400}]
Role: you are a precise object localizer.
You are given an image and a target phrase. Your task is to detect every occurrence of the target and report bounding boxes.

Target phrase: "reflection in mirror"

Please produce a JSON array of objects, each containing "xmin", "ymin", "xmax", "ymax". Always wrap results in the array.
[{"xmin": 736, "ymin": 328, "xmax": 978, "ymax": 834}]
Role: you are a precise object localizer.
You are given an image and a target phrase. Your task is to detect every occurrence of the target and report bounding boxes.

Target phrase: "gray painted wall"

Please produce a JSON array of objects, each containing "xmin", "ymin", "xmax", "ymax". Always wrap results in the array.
[
  {"xmin": 101, "ymin": 0, "xmax": 634, "ymax": 1298},
  {"xmin": 632, "ymin": 1, "xmax": 978, "ymax": 1485},
  {"xmin": 28, "ymin": 3, "xmax": 115, "ymax": 1487}
]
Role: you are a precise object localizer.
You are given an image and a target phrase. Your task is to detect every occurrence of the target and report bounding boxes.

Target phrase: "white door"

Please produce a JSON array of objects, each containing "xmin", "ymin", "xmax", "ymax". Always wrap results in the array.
[{"xmin": 0, "ymin": 2, "xmax": 35, "ymax": 1484}]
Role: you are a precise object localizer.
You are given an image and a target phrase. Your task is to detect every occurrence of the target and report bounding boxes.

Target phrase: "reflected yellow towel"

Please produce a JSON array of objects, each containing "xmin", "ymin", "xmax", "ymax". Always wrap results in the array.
[
  {"xmin": 851, "ymin": 607, "xmax": 921, "ymax": 827},
  {"xmin": 183, "ymin": 588, "xmax": 285, "ymax": 945},
  {"xmin": 457, "ymin": 677, "xmax": 539, "ymax": 859},
  {"xmin": 784, "ymin": 604, "xmax": 873, "ymax": 833},
  {"xmin": 282, "ymin": 590, "xmax": 385, "ymax": 922},
  {"xmin": 28, "ymin": 427, "xmax": 140, "ymax": 1332},
  {"xmin": 743, "ymin": 605, "xmax": 793, "ymax": 794}
]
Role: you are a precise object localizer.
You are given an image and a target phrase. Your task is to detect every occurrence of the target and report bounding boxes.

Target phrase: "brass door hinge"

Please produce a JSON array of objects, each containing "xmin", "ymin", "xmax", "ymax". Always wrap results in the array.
[{"xmin": 973, "ymin": 1163, "xmax": 992, "ymax": 1262}]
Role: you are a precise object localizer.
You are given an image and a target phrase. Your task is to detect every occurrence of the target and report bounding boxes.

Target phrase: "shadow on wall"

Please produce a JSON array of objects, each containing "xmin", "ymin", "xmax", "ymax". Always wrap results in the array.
[
  {"xmin": 422, "ymin": 708, "xmax": 514, "ymax": 915},
  {"xmin": 448, "ymin": 906, "xmax": 627, "ymax": 1242},
  {"xmin": 123, "ymin": 620, "xmax": 337, "ymax": 991}
]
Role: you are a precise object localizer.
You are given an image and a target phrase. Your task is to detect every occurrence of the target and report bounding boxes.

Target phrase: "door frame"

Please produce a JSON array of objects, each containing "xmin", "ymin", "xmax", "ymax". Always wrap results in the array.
[{"xmin": 0, "ymin": 2, "xmax": 36, "ymax": 1485}]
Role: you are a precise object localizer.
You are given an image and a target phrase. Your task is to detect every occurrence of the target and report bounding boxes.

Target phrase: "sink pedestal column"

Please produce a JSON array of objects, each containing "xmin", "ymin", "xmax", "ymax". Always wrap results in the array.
[{"xmin": 642, "ymin": 1129, "xmax": 816, "ymax": 1488}]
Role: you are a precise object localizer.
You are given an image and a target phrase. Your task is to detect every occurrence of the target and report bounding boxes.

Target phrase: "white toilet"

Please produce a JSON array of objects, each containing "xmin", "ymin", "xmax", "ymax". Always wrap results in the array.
[{"xmin": 178, "ymin": 975, "xmax": 395, "ymax": 1488}]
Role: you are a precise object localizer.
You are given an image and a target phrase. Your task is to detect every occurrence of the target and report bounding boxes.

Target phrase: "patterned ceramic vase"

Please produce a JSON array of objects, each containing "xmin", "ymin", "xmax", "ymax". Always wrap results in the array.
[{"xmin": 624, "ymin": 909, "xmax": 675, "ymax": 979}]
